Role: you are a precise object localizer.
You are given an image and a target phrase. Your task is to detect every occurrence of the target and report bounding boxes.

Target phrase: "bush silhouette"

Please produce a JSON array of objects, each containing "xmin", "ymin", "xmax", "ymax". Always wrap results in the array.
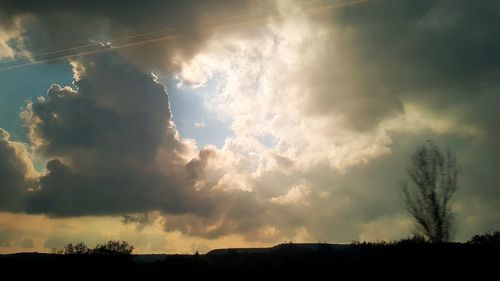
[
  {"xmin": 395, "ymin": 235, "xmax": 427, "ymax": 245},
  {"xmin": 93, "ymin": 240, "xmax": 134, "ymax": 256},
  {"xmin": 55, "ymin": 240, "xmax": 133, "ymax": 256},
  {"xmin": 468, "ymin": 230, "xmax": 500, "ymax": 247}
]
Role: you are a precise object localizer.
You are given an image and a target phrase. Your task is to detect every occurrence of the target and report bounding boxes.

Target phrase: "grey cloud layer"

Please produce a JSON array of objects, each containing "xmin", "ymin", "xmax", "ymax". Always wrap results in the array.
[
  {"xmin": 295, "ymin": 0, "xmax": 500, "ymax": 132},
  {"xmin": 0, "ymin": 0, "xmax": 275, "ymax": 72}
]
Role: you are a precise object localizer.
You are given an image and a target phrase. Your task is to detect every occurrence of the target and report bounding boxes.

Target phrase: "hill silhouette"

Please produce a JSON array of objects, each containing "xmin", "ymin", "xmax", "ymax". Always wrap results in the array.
[{"xmin": 1, "ymin": 241, "xmax": 498, "ymax": 279}]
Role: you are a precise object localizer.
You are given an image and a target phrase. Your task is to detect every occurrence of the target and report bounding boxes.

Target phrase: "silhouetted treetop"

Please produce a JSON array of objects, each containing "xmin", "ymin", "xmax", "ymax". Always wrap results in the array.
[
  {"xmin": 55, "ymin": 240, "xmax": 133, "ymax": 256},
  {"xmin": 468, "ymin": 230, "xmax": 500, "ymax": 247}
]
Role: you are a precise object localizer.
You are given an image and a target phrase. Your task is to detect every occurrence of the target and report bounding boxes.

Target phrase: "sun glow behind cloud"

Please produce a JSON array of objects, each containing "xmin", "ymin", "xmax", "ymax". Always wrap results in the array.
[
  {"xmin": 179, "ymin": 2, "xmax": 393, "ymax": 176},
  {"xmin": 178, "ymin": 0, "xmax": 482, "ymax": 180}
]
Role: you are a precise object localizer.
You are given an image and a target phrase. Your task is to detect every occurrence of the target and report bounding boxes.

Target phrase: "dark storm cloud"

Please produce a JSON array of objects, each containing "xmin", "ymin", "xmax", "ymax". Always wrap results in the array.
[
  {"xmin": 22, "ymin": 52, "xmax": 215, "ymax": 216},
  {"xmin": 0, "ymin": 129, "xmax": 35, "ymax": 211},
  {"xmin": 331, "ymin": 0, "xmax": 500, "ymax": 87},
  {"xmin": 298, "ymin": 0, "xmax": 500, "ymax": 131}
]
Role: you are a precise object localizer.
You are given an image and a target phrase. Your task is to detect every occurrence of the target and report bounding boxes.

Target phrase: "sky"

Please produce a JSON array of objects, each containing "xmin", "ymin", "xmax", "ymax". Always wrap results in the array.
[{"xmin": 0, "ymin": 0, "xmax": 499, "ymax": 254}]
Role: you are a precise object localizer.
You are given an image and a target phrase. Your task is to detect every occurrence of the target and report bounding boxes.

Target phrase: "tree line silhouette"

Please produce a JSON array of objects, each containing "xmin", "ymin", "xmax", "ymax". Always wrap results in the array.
[
  {"xmin": 53, "ymin": 240, "xmax": 133, "ymax": 256},
  {"xmin": 3, "ymin": 230, "xmax": 497, "ymax": 279}
]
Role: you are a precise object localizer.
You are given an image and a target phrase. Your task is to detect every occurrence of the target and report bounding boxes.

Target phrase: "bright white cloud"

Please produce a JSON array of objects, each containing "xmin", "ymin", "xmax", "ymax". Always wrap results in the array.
[
  {"xmin": 179, "ymin": 3, "xmax": 392, "ymax": 179},
  {"xmin": 270, "ymin": 184, "xmax": 311, "ymax": 206}
]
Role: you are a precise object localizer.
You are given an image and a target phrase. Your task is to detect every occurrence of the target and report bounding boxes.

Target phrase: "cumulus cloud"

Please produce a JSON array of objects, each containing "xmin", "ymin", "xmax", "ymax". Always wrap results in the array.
[
  {"xmin": 21, "ymin": 52, "xmax": 209, "ymax": 216},
  {"xmin": 270, "ymin": 184, "xmax": 311, "ymax": 206}
]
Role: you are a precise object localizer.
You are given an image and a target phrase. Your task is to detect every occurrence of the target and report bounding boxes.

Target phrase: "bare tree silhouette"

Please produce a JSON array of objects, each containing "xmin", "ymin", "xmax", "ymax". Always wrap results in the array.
[{"xmin": 401, "ymin": 142, "xmax": 458, "ymax": 242}]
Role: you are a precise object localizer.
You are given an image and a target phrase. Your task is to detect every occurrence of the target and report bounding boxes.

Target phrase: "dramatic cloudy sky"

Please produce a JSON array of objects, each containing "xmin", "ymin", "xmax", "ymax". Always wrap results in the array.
[{"xmin": 1, "ymin": 0, "xmax": 499, "ymax": 253}]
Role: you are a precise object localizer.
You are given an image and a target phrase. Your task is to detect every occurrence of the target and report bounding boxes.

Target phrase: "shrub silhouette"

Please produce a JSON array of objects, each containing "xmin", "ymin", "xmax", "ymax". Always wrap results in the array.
[
  {"xmin": 93, "ymin": 240, "xmax": 134, "ymax": 256},
  {"xmin": 56, "ymin": 240, "xmax": 133, "ymax": 256},
  {"xmin": 395, "ymin": 234, "xmax": 427, "ymax": 245},
  {"xmin": 468, "ymin": 230, "xmax": 500, "ymax": 247},
  {"xmin": 55, "ymin": 242, "xmax": 91, "ymax": 255}
]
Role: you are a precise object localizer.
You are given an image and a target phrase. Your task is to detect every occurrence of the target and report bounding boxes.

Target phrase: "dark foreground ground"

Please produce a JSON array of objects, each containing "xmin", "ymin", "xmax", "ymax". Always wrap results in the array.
[{"xmin": 1, "ymin": 243, "xmax": 498, "ymax": 279}]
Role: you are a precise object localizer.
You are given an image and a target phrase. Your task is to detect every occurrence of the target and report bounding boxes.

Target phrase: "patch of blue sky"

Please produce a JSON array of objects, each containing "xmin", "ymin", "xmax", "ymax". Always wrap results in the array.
[
  {"xmin": 165, "ymin": 76, "xmax": 233, "ymax": 149},
  {"xmin": 0, "ymin": 61, "xmax": 73, "ymax": 142},
  {"xmin": 257, "ymin": 133, "xmax": 278, "ymax": 148}
]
